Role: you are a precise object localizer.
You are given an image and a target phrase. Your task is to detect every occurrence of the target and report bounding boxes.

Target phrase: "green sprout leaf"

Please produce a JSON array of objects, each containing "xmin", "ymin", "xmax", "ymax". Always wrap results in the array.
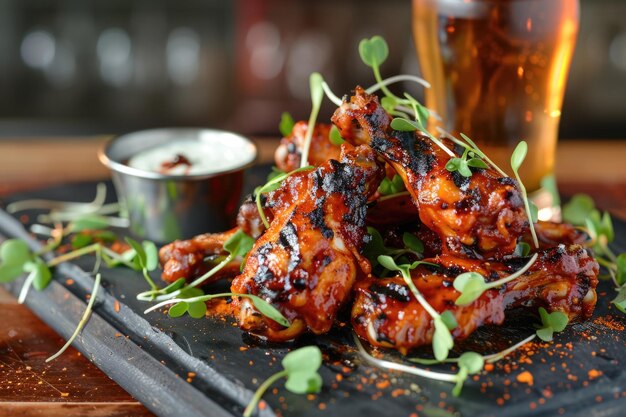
[
  {"xmin": 29, "ymin": 258, "xmax": 52, "ymax": 291},
  {"xmin": 616, "ymin": 254, "xmax": 626, "ymax": 286},
  {"xmin": 402, "ymin": 232, "xmax": 424, "ymax": 254},
  {"xmin": 378, "ymin": 174, "xmax": 405, "ymax": 196},
  {"xmin": 0, "ymin": 239, "xmax": 31, "ymax": 282},
  {"xmin": 243, "ymin": 346, "xmax": 323, "ymax": 417},
  {"xmin": 282, "ymin": 346, "xmax": 323, "ymax": 394},
  {"xmin": 279, "ymin": 112, "xmax": 295, "ymax": 137},
  {"xmin": 514, "ymin": 241, "xmax": 531, "ymax": 257},
  {"xmin": 168, "ymin": 301, "xmax": 189, "ymax": 318},
  {"xmin": 562, "ymin": 194, "xmax": 595, "ymax": 225},
  {"xmin": 612, "ymin": 286, "xmax": 626, "ymax": 313},
  {"xmin": 224, "ymin": 229, "xmax": 255, "ymax": 259},
  {"xmin": 452, "ymin": 352, "xmax": 485, "ymax": 396},
  {"xmin": 510, "ymin": 140, "xmax": 528, "ymax": 172},
  {"xmin": 453, "ymin": 272, "xmax": 488, "ymax": 305},
  {"xmin": 143, "ymin": 241, "xmax": 159, "ymax": 271},
  {"xmin": 540, "ymin": 174, "xmax": 561, "ymax": 208},
  {"xmin": 68, "ymin": 215, "xmax": 111, "ymax": 233},
  {"xmin": 329, "ymin": 125, "xmax": 345, "ymax": 146},
  {"xmin": 535, "ymin": 307, "xmax": 569, "ymax": 342},
  {"xmin": 454, "ymin": 254, "xmax": 538, "ymax": 306},
  {"xmin": 246, "ymin": 294, "xmax": 291, "ymax": 328},
  {"xmin": 359, "ymin": 35, "xmax": 389, "ymax": 68},
  {"xmin": 71, "ymin": 234, "xmax": 93, "ymax": 250},
  {"xmin": 390, "ymin": 117, "xmax": 420, "ymax": 132}
]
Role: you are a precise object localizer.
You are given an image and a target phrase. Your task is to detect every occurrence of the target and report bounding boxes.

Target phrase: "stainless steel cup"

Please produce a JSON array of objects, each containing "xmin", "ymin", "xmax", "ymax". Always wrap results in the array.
[{"xmin": 98, "ymin": 128, "xmax": 257, "ymax": 243}]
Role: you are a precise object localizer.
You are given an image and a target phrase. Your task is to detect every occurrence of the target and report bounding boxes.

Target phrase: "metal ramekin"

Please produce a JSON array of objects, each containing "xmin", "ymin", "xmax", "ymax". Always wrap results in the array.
[{"xmin": 98, "ymin": 128, "xmax": 257, "ymax": 243}]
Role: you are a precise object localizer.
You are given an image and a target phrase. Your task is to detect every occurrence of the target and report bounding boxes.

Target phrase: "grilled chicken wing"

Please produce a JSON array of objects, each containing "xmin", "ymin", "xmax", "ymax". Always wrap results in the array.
[
  {"xmin": 332, "ymin": 87, "xmax": 528, "ymax": 259},
  {"xmin": 352, "ymin": 245, "xmax": 599, "ymax": 354},
  {"xmin": 230, "ymin": 145, "xmax": 385, "ymax": 341},
  {"xmin": 274, "ymin": 122, "xmax": 346, "ymax": 172}
]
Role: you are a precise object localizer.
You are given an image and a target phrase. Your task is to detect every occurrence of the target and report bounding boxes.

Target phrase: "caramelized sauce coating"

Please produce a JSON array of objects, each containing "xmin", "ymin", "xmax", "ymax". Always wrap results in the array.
[
  {"xmin": 332, "ymin": 87, "xmax": 528, "ymax": 259},
  {"xmin": 230, "ymin": 145, "xmax": 385, "ymax": 341},
  {"xmin": 352, "ymin": 245, "xmax": 599, "ymax": 354}
]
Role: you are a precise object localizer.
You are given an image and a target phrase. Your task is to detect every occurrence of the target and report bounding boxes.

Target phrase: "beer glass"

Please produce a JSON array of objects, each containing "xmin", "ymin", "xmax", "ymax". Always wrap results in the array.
[{"xmin": 412, "ymin": 0, "xmax": 579, "ymax": 196}]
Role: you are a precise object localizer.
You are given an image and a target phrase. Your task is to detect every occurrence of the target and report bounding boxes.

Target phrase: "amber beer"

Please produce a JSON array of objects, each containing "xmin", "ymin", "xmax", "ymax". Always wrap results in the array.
[{"xmin": 413, "ymin": 0, "xmax": 579, "ymax": 192}]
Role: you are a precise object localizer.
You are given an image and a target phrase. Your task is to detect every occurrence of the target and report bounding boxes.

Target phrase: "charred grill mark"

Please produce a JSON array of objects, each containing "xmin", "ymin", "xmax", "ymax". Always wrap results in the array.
[
  {"xmin": 451, "ymin": 170, "xmax": 470, "ymax": 190},
  {"xmin": 369, "ymin": 283, "xmax": 411, "ymax": 303},
  {"xmin": 279, "ymin": 221, "xmax": 301, "ymax": 273},
  {"xmin": 309, "ymin": 205, "xmax": 334, "ymax": 239}
]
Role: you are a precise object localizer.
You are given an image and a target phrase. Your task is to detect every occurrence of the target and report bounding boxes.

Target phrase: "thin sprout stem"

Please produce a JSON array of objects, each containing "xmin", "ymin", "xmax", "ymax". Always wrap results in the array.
[
  {"xmin": 353, "ymin": 334, "xmax": 458, "ymax": 383},
  {"xmin": 425, "ymin": 132, "xmax": 456, "ymax": 158},
  {"xmin": 484, "ymin": 253, "xmax": 539, "ymax": 290},
  {"xmin": 243, "ymin": 370, "xmax": 288, "ymax": 417},
  {"xmin": 401, "ymin": 270, "xmax": 440, "ymax": 320},
  {"xmin": 484, "ymin": 334, "xmax": 536, "ymax": 363},
  {"xmin": 17, "ymin": 270, "xmax": 38, "ymax": 304},
  {"xmin": 144, "ymin": 292, "xmax": 235, "ymax": 314},
  {"xmin": 46, "ymin": 273, "xmax": 102, "ymax": 363},
  {"xmin": 596, "ymin": 256, "xmax": 616, "ymax": 270},
  {"xmin": 187, "ymin": 253, "xmax": 234, "ymax": 289},
  {"xmin": 513, "ymin": 170, "xmax": 539, "ymax": 248},
  {"xmin": 46, "ymin": 243, "xmax": 102, "ymax": 267},
  {"xmin": 300, "ymin": 94, "xmax": 322, "ymax": 168},
  {"xmin": 378, "ymin": 191, "xmax": 411, "ymax": 202},
  {"xmin": 321, "ymin": 81, "xmax": 342, "ymax": 106},
  {"xmin": 365, "ymin": 74, "xmax": 431, "ymax": 95},
  {"xmin": 256, "ymin": 190, "xmax": 270, "ymax": 229},
  {"xmin": 7, "ymin": 182, "xmax": 107, "ymax": 214},
  {"xmin": 372, "ymin": 65, "xmax": 400, "ymax": 101},
  {"xmin": 437, "ymin": 127, "xmax": 509, "ymax": 178}
]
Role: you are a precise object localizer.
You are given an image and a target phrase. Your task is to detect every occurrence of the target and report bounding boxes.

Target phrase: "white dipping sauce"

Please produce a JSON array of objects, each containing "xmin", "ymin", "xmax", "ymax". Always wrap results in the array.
[{"xmin": 128, "ymin": 132, "xmax": 256, "ymax": 176}]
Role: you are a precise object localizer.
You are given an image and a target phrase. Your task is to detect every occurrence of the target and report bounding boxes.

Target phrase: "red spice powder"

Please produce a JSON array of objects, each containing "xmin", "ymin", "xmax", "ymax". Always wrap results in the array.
[{"xmin": 516, "ymin": 371, "xmax": 534, "ymax": 386}]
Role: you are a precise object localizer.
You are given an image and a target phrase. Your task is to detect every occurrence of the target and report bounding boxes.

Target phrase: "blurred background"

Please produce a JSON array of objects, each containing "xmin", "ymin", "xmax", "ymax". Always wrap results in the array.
[{"xmin": 0, "ymin": 0, "xmax": 624, "ymax": 139}]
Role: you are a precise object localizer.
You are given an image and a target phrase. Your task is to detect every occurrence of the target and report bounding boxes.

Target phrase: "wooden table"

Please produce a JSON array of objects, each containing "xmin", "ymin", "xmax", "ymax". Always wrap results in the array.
[{"xmin": 0, "ymin": 137, "xmax": 625, "ymax": 416}]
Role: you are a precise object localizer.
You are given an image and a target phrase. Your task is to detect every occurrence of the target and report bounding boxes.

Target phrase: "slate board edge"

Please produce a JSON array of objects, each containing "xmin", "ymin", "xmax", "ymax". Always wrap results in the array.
[{"xmin": 0, "ymin": 208, "xmax": 275, "ymax": 417}]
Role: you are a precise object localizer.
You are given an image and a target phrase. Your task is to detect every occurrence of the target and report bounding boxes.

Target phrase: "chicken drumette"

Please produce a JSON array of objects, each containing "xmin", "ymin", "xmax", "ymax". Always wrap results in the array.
[
  {"xmin": 352, "ymin": 244, "xmax": 599, "ymax": 354},
  {"xmin": 332, "ymin": 87, "xmax": 528, "ymax": 259},
  {"xmin": 230, "ymin": 145, "xmax": 385, "ymax": 341}
]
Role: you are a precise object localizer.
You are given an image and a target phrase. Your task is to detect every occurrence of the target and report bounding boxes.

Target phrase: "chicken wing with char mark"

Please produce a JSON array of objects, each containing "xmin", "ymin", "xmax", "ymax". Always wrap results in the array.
[
  {"xmin": 352, "ymin": 244, "xmax": 598, "ymax": 354},
  {"xmin": 230, "ymin": 145, "xmax": 385, "ymax": 341},
  {"xmin": 332, "ymin": 87, "xmax": 528, "ymax": 259}
]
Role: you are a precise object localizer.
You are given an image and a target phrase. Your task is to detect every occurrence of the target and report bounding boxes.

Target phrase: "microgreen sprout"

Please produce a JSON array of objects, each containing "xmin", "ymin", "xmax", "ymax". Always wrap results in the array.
[
  {"xmin": 510, "ymin": 141, "xmax": 539, "ymax": 248},
  {"xmin": 363, "ymin": 227, "xmax": 424, "ymax": 269},
  {"xmin": 535, "ymin": 307, "xmax": 569, "ymax": 342},
  {"xmin": 243, "ymin": 346, "xmax": 323, "ymax": 417},
  {"xmin": 377, "ymin": 255, "xmax": 454, "ymax": 361},
  {"xmin": 562, "ymin": 193, "xmax": 626, "ymax": 313},
  {"xmin": 300, "ymin": 72, "xmax": 324, "ymax": 168},
  {"xmin": 136, "ymin": 229, "xmax": 254, "ymax": 302},
  {"xmin": 145, "ymin": 292, "xmax": 290, "ymax": 327},
  {"xmin": 125, "ymin": 237, "xmax": 159, "ymax": 293},
  {"xmin": 328, "ymin": 125, "xmax": 345, "ymax": 146},
  {"xmin": 255, "ymin": 166, "xmax": 313, "ymax": 229},
  {"xmin": 279, "ymin": 112, "xmax": 295, "ymax": 137},
  {"xmin": 453, "ymin": 253, "xmax": 538, "ymax": 306},
  {"xmin": 445, "ymin": 147, "xmax": 488, "ymax": 178},
  {"xmin": 436, "ymin": 129, "xmax": 510, "ymax": 178},
  {"xmin": 377, "ymin": 174, "xmax": 405, "ymax": 196},
  {"xmin": 46, "ymin": 273, "xmax": 102, "ymax": 362}
]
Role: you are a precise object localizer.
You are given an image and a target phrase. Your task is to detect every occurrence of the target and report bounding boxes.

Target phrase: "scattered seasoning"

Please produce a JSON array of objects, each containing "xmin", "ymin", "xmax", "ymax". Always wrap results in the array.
[
  {"xmin": 65, "ymin": 279, "xmax": 74, "ymax": 285},
  {"xmin": 588, "ymin": 369, "xmax": 603, "ymax": 380},
  {"xmin": 516, "ymin": 371, "xmax": 534, "ymax": 386},
  {"xmin": 114, "ymin": 300, "xmax": 120, "ymax": 313}
]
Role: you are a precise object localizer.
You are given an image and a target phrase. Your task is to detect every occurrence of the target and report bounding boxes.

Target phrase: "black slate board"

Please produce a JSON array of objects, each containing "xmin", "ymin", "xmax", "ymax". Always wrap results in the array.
[{"xmin": 1, "ymin": 179, "xmax": 625, "ymax": 417}]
